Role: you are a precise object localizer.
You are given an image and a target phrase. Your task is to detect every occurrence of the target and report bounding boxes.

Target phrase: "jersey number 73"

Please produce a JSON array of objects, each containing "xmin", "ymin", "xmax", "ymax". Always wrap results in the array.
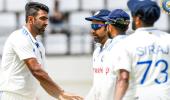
[{"xmin": 137, "ymin": 59, "xmax": 168, "ymax": 84}]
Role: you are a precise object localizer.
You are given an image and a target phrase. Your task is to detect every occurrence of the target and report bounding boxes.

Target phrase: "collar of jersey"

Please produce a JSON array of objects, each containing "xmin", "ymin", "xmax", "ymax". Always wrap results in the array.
[
  {"xmin": 102, "ymin": 39, "xmax": 112, "ymax": 50},
  {"xmin": 112, "ymin": 35, "xmax": 126, "ymax": 44},
  {"xmin": 22, "ymin": 26, "xmax": 38, "ymax": 44},
  {"xmin": 135, "ymin": 27, "xmax": 157, "ymax": 32}
]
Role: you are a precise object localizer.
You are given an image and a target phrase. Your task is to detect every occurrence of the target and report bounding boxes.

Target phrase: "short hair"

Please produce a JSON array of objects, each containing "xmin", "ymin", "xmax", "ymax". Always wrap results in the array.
[
  {"xmin": 112, "ymin": 24, "xmax": 128, "ymax": 33},
  {"xmin": 108, "ymin": 19, "xmax": 129, "ymax": 33},
  {"xmin": 133, "ymin": 5, "xmax": 160, "ymax": 26},
  {"xmin": 25, "ymin": 2, "xmax": 49, "ymax": 23}
]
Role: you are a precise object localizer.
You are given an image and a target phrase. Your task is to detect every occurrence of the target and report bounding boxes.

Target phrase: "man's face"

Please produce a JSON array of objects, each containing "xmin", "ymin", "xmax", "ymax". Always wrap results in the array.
[
  {"xmin": 33, "ymin": 9, "xmax": 48, "ymax": 35},
  {"xmin": 91, "ymin": 20, "xmax": 107, "ymax": 43}
]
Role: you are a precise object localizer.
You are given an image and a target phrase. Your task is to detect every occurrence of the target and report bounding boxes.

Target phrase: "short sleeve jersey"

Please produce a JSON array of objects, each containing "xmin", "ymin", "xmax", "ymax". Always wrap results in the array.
[
  {"xmin": 86, "ymin": 35, "xmax": 127, "ymax": 100},
  {"xmin": 0, "ymin": 26, "xmax": 45, "ymax": 99},
  {"xmin": 114, "ymin": 27, "xmax": 170, "ymax": 99}
]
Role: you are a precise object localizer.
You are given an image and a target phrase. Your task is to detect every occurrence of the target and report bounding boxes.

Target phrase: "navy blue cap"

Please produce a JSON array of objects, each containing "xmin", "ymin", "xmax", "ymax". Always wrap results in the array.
[
  {"xmin": 127, "ymin": 0, "xmax": 160, "ymax": 16},
  {"xmin": 106, "ymin": 9, "xmax": 130, "ymax": 25},
  {"xmin": 85, "ymin": 9, "xmax": 111, "ymax": 22},
  {"xmin": 127, "ymin": 0, "xmax": 160, "ymax": 23}
]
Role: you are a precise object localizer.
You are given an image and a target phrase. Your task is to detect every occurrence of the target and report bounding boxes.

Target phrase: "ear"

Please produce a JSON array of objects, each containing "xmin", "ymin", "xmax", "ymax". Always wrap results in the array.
[
  {"xmin": 135, "ymin": 16, "xmax": 142, "ymax": 28},
  {"xmin": 108, "ymin": 24, "xmax": 112, "ymax": 32},
  {"xmin": 28, "ymin": 16, "xmax": 34, "ymax": 24},
  {"xmin": 108, "ymin": 24, "xmax": 118, "ymax": 37}
]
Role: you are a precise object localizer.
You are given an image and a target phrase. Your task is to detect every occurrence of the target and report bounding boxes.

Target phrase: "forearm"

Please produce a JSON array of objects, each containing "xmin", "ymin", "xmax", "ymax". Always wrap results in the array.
[
  {"xmin": 114, "ymin": 69, "xmax": 129, "ymax": 100},
  {"xmin": 25, "ymin": 59, "xmax": 83, "ymax": 100},
  {"xmin": 114, "ymin": 79, "xmax": 129, "ymax": 100},
  {"xmin": 32, "ymin": 69, "xmax": 64, "ymax": 99},
  {"xmin": 25, "ymin": 58, "xmax": 79, "ymax": 99}
]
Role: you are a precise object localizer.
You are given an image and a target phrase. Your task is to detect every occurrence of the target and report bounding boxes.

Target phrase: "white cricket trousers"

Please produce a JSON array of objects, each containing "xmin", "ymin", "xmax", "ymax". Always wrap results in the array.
[{"xmin": 0, "ymin": 91, "xmax": 36, "ymax": 100}]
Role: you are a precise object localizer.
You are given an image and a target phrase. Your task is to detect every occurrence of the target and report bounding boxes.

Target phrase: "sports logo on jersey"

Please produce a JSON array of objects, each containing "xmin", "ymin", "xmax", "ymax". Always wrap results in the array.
[{"xmin": 161, "ymin": 0, "xmax": 170, "ymax": 14}]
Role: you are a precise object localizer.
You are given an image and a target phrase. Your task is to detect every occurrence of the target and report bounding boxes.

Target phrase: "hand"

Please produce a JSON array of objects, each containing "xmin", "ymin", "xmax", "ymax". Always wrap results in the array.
[{"xmin": 58, "ymin": 92, "xmax": 84, "ymax": 100}]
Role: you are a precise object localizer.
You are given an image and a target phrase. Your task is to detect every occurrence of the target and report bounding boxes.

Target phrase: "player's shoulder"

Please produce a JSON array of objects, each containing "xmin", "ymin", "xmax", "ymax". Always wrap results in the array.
[
  {"xmin": 9, "ymin": 28, "xmax": 25, "ymax": 38},
  {"xmin": 109, "ymin": 38, "xmax": 126, "ymax": 54},
  {"xmin": 110, "ymin": 33, "xmax": 137, "ymax": 53},
  {"xmin": 159, "ymin": 30, "xmax": 170, "ymax": 36},
  {"xmin": 153, "ymin": 30, "xmax": 170, "ymax": 39},
  {"xmin": 115, "ymin": 34, "xmax": 132, "ymax": 46},
  {"xmin": 9, "ymin": 28, "xmax": 29, "ymax": 44},
  {"xmin": 109, "ymin": 35, "xmax": 127, "ymax": 50}
]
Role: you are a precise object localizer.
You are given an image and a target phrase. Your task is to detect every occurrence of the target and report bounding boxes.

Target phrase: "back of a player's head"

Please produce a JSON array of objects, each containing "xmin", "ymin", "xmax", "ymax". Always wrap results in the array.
[
  {"xmin": 106, "ymin": 9, "xmax": 130, "ymax": 33},
  {"xmin": 25, "ymin": 2, "xmax": 49, "ymax": 23},
  {"xmin": 127, "ymin": 0, "xmax": 160, "ymax": 26}
]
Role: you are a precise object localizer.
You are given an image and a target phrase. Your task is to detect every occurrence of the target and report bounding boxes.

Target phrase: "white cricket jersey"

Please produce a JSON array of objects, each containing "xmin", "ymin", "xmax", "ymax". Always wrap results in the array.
[
  {"xmin": 0, "ymin": 26, "xmax": 45, "ymax": 99},
  {"xmin": 114, "ymin": 27, "xmax": 170, "ymax": 100},
  {"xmin": 86, "ymin": 35, "xmax": 126, "ymax": 100}
]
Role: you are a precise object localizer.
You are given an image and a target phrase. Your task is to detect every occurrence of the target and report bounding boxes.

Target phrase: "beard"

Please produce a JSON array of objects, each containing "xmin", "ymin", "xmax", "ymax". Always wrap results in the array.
[
  {"xmin": 93, "ymin": 35, "xmax": 100, "ymax": 43},
  {"xmin": 94, "ymin": 38, "xmax": 99, "ymax": 43},
  {"xmin": 34, "ymin": 25, "xmax": 46, "ymax": 35},
  {"xmin": 92, "ymin": 34, "xmax": 105, "ymax": 44},
  {"xmin": 132, "ymin": 20, "xmax": 137, "ymax": 30},
  {"xmin": 39, "ymin": 28, "xmax": 45, "ymax": 34},
  {"xmin": 107, "ymin": 30, "xmax": 112, "ymax": 39}
]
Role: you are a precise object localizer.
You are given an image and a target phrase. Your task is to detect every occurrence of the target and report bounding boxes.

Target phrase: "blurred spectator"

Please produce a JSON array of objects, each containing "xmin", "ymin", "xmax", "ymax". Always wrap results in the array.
[
  {"xmin": 49, "ymin": 0, "xmax": 69, "ymax": 34},
  {"xmin": 49, "ymin": 0, "xmax": 71, "ymax": 55}
]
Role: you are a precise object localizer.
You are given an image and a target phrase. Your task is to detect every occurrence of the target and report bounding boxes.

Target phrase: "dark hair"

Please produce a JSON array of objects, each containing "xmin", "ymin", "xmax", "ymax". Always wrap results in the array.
[
  {"xmin": 112, "ymin": 23, "xmax": 128, "ymax": 33},
  {"xmin": 133, "ymin": 6, "xmax": 160, "ymax": 26},
  {"xmin": 107, "ymin": 17, "xmax": 129, "ymax": 33},
  {"xmin": 25, "ymin": 2, "xmax": 49, "ymax": 23}
]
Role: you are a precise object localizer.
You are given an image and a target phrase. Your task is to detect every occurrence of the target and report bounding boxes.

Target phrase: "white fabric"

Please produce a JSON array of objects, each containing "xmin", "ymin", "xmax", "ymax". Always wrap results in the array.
[
  {"xmin": 86, "ymin": 35, "xmax": 127, "ymax": 100},
  {"xmin": 107, "ymin": 35, "xmax": 135, "ymax": 100},
  {"xmin": 0, "ymin": 91, "xmax": 3, "ymax": 99},
  {"xmin": 114, "ymin": 27, "xmax": 170, "ymax": 100},
  {"xmin": 0, "ymin": 26, "xmax": 45, "ymax": 99},
  {"xmin": 0, "ymin": 91, "xmax": 36, "ymax": 100}
]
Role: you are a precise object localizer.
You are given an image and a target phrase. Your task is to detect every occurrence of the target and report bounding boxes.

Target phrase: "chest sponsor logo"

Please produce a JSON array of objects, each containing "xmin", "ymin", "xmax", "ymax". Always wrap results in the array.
[{"xmin": 93, "ymin": 67, "xmax": 110, "ymax": 75}]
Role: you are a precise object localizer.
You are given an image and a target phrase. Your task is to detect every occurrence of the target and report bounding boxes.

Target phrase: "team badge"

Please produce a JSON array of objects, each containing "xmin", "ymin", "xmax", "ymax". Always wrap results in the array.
[{"xmin": 161, "ymin": 0, "xmax": 170, "ymax": 14}]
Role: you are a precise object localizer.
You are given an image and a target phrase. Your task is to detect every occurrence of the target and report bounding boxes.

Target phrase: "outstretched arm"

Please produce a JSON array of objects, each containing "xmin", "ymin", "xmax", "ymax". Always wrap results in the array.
[
  {"xmin": 114, "ymin": 69, "xmax": 129, "ymax": 100},
  {"xmin": 24, "ymin": 58, "xmax": 83, "ymax": 100}
]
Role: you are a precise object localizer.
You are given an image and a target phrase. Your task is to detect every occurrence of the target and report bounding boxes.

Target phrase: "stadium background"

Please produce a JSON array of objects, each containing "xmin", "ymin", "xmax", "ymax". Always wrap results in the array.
[{"xmin": 0, "ymin": 0, "xmax": 169, "ymax": 99}]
